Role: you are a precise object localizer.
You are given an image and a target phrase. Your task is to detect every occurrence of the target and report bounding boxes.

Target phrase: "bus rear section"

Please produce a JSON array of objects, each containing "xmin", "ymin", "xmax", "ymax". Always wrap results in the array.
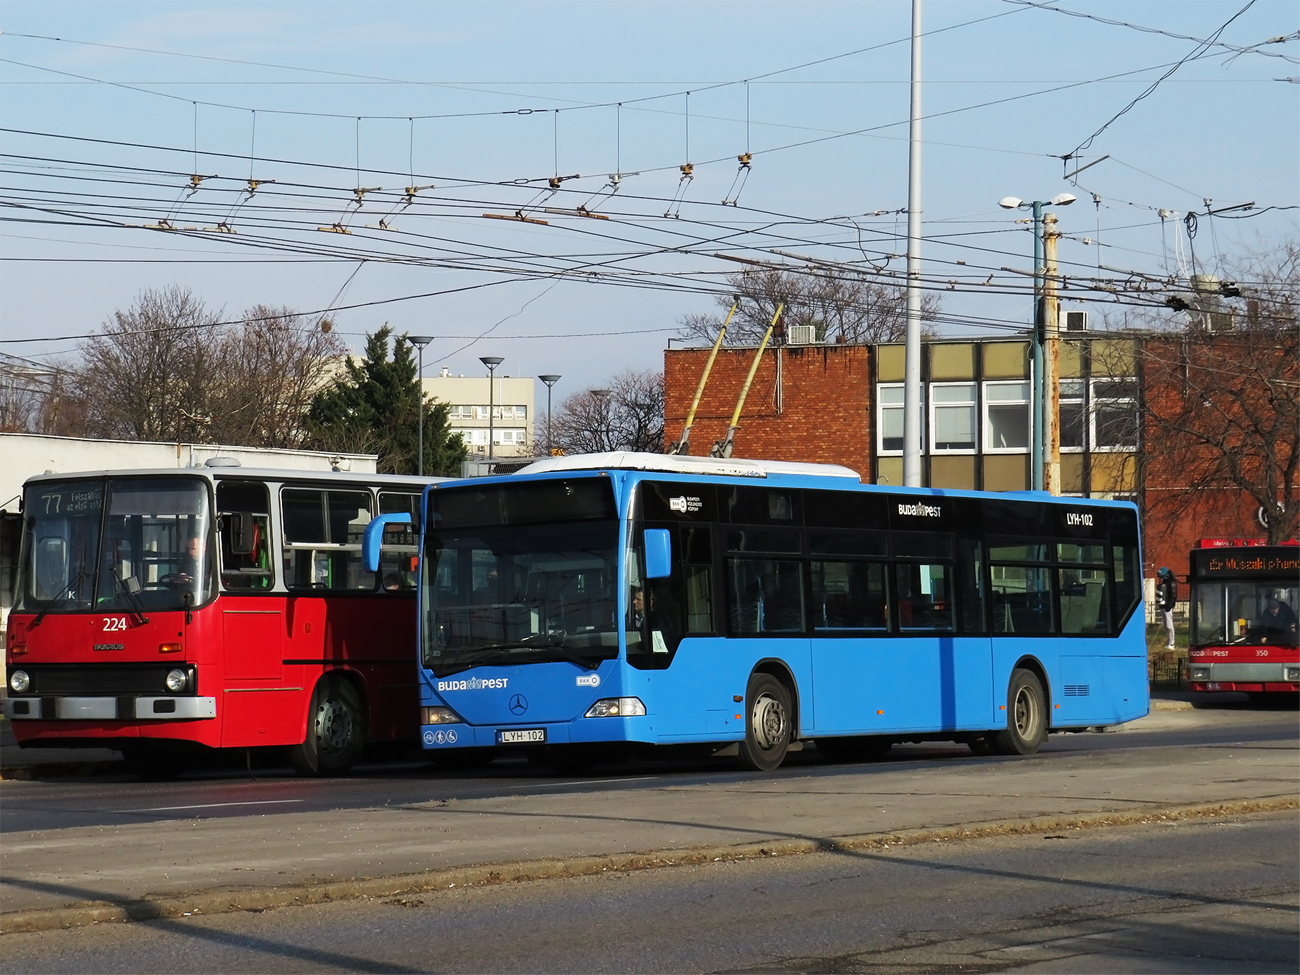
[
  {"xmin": 376, "ymin": 453, "xmax": 1148, "ymax": 773},
  {"xmin": 1188, "ymin": 540, "xmax": 1299, "ymax": 697},
  {"xmin": 4, "ymin": 466, "xmax": 432, "ymax": 776}
]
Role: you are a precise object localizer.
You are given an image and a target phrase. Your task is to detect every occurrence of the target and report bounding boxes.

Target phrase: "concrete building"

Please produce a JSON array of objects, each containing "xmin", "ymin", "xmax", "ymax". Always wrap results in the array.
[{"xmin": 423, "ymin": 368, "xmax": 535, "ymax": 459}]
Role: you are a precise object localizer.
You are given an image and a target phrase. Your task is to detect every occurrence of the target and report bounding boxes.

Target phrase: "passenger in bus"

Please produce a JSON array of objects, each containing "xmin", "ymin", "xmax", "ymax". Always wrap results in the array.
[
  {"xmin": 1156, "ymin": 567, "xmax": 1178, "ymax": 649},
  {"xmin": 631, "ymin": 586, "xmax": 646, "ymax": 628},
  {"xmin": 1252, "ymin": 597, "xmax": 1298, "ymax": 643}
]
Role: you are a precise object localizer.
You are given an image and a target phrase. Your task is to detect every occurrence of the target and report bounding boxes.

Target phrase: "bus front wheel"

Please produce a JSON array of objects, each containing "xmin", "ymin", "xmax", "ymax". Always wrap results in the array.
[
  {"xmin": 289, "ymin": 677, "xmax": 365, "ymax": 776},
  {"xmin": 992, "ymin": 668, "xmax": 1047, "ymax": 756},
  {"xmin": 737, "ymin": 673, "xmax": 792, "ymax": 772}
]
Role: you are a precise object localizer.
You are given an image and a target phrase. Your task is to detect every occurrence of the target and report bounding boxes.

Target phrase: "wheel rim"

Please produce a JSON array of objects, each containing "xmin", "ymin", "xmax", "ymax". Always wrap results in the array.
[
  {"xmin": 315, "ymin": 698, "xmax": 354, "ymax": 754},
  {"xmin": 1012, "ymin": 685, "xmax": 1039, "ymax": 739},
  {"xmin": 751, "ymin": 691, "xmax": 787, "ymax": 751}
]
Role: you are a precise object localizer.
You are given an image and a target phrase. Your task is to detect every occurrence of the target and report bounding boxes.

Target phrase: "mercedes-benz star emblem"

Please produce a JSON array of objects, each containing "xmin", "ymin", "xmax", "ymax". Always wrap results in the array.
[{"xmin": 509, "ymin": 694, "xmax": 528, "ymax": 715}]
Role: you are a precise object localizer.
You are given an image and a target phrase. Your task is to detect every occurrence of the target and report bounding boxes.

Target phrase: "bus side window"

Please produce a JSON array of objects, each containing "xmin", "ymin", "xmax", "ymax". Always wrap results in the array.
[{"xmin": 217, "ymin": 482, "xmax": 274, "ymax": 591}]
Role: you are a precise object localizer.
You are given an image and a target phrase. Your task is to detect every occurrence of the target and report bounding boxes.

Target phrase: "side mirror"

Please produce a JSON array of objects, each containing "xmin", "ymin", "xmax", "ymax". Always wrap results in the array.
[
  {"xmin": 228, "ymin": 511, "xmax": 255, "ymax": 555},
  {"xmin": 363, "ymin": 513, "xmax": 414, "ymax": 573},
  {"xmin": 643, "ymin": 528, "xmax": 672, "ymax": 580}
]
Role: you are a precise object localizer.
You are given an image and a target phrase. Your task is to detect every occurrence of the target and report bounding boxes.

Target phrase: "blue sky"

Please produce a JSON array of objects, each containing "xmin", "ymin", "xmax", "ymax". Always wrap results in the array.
[{"xmin": 2, "ymin": 0, "xmax": 1296, "ymax": 410}]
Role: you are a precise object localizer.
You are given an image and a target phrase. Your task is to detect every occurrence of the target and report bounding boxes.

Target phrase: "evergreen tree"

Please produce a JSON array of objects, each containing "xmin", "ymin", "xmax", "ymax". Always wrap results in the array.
[{"xmin": 306, "ymin": 326, "xmax": 466, "ymax": 475}]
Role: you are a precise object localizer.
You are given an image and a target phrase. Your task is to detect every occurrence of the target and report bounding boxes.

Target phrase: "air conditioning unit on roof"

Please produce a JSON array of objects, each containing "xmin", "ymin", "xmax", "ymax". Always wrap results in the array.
[
  {"xmin": 787, "ymin": 324, "xmax": 817, "ymax": 345},
  {"xmin": 1065, "ymin": 310, "xmax": 1088, "ymax": 332}
]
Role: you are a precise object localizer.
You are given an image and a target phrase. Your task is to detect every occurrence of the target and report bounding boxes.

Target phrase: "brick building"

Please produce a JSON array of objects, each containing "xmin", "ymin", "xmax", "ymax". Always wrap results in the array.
[{"xmin": 664, "ymin": 332, "xmax": 1297, "ymax": 583}]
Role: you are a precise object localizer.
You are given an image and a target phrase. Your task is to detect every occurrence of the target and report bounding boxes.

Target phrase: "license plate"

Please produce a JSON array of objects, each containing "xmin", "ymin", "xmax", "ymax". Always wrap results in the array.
[{"xmin": 498, "ymin": 728, "xmax": 546, "ymax": 744}]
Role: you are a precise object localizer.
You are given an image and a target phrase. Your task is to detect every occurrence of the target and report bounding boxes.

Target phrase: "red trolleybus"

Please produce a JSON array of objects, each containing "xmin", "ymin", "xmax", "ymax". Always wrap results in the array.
[
  {"xmin": 4, "ymin": 460, "xmax": 441, "ymax": 776},
  {"xmin": 1187, "ymin": 539, "xmax": 1299, "ymax": 698}
]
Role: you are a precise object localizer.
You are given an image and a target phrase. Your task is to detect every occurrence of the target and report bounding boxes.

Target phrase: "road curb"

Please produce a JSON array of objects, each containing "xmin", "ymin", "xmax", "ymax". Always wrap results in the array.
[{"xmin": 3, "ymin": 796, "xmax": 1295, "ymax": 935}]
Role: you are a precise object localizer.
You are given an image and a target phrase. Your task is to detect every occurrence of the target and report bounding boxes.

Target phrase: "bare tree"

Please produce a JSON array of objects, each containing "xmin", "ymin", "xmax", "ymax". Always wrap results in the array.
[
  {"xmin": 1100, "ymin": 241, "xmax": 1298, "ymax": 544},
  {"xmin": 65, "ymin": 287, "xmax": 345, "ymax": 448},
  {"xmin": 679, "ymin": 266, "xmax": 940, "ymax": 346},
  {"xmin": 553, "ymin": 370, "xmax": 665, "ymax": 454},
  {"xmin": 71, "ymin": 286, "xmax": 218, "ymax": 442},
  {"xmin": 208, "ymin": 306, "xmax": 344, "ymax": 449}
]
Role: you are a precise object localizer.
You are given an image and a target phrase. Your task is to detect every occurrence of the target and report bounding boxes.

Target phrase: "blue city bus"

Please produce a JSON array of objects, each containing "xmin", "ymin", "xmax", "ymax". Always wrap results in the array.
[{"xmin": 364, "ymin": 452, "xmax": 1148, "ymax": 772}]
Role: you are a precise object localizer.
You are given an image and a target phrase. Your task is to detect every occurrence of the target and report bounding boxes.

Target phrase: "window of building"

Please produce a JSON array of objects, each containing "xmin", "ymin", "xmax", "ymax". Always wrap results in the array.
[
  {"xmin": 983, "ymin": 381, "xmax": 1029, "ymax": 452},
  {"xmin": 1092, "ymin": 379, "xmax": 1139, "ymax": 450},
  {"xmin": 877, "ymin": 384, "xmax": 904, "ymax": 454},
  {"xmin": 1060, "ymin": 379, "xmax": 1085, "ymax": 451},
  {"xmin": 931, "ymin": 383, "xmax": 977, "ymax": 453}
]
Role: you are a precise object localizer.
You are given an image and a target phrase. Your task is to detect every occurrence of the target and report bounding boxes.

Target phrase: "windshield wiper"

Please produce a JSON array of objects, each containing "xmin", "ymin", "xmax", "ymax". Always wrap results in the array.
[
  {"xmin": 113, "ymin": 573, "xmax": 150, "ymax": 626},
  {"xmin": 30, "ymin": 570, "xmax": 86, "ymax": 628},
  {"xmin": 447, "ymin": 631, "xmax": 602, "ymax": 671}
]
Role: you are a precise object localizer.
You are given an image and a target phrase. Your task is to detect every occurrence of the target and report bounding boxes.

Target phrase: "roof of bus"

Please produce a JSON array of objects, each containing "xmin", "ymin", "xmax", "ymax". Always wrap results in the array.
[
  {"xmin": 514, "ymin": 451, "xmax": 863, "ymax": 482},
  {"xmin": 22, "ymin": 466, "xmax": 449, "ymax": 488}
]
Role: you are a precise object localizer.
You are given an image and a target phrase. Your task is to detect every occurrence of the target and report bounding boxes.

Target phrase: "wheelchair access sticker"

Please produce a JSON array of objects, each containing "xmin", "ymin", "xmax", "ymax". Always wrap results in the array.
[{"xmin": 423, "ymin": 729, "xmax": 459, "ymax": 746}]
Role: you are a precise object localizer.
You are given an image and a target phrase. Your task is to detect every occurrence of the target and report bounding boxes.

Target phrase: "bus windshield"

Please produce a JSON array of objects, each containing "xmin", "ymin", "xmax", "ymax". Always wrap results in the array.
[
  {"xmin": 19, "ymin": 477, "xmax": 213, "ymax": 616},
  {"xmin": 422, "ymin": 478, "xmax": 621, "ymax": 677},
  {"xmin": 1194, "ymin": 580, "xmax": 1300, "ymax": 647}
]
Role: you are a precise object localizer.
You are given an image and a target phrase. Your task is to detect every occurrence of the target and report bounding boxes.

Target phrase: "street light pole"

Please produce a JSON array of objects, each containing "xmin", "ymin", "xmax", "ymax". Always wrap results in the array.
[
  {"xmin": 409, "ymin": 335, "xmax": 434, "ymax": 477},
  {"xmin": 998, "ymin": 193, "xmax": 1074, "ymax": 492},
  {"xmin": 538, "ymin": 374, "xmax": 561, "ymax": 455},
  {"xmin": 480, "ymin": 356, "xmax": 503, "ymax": 461}
]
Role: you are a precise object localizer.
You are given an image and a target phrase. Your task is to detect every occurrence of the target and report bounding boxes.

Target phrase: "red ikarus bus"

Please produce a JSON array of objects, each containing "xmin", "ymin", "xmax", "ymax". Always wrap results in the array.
[
  {"xmin": 4, "ymin": 461, "xmax": 442, "ymax": 776},
  {"xmin": 1187, "ymin": 538, "xmax": 1299, "ymax": 699}
]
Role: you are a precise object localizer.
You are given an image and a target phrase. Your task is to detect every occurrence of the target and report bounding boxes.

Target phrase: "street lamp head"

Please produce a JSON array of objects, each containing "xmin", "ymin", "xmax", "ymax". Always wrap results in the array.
[
  {"xmin": 480, "ymin": 356, "xmax": 504, "ymax": 369},
  {"xmin": 998, "ymin": 196, "xmax": 1023, "ymax": 210},
  {"xmin": 538, "ymin": 374, "xmax": 561, "ymax": 387},
  {"xmin": 1050, "ymin": 193, "xmax": 1077, "ymax": 207},
  {"xmin": 408, "ymin": 335, "xmax": 434, "ymax": 348}
]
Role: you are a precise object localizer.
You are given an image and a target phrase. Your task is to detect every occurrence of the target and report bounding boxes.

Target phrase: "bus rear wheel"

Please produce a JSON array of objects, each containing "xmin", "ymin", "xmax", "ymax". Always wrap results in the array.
[
  {"xmin": 992, "ymin": 668, "xmax": 1047, "ymax": 756},
  {"xmin": 737, "ymin": 673, "xmax": 792, "ymax": 772},
  {"xmin": 289, "ymin": 677, "xmax": 365, "ymax": 776}
]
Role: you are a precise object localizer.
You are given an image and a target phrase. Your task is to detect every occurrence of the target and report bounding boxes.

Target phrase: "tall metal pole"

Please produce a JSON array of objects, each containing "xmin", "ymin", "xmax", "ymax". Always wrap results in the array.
[
  {"xmin": 410, "ymin": 335, "xmax": 434, "ymax": 477},
  {"xmin": 480, "ymin": 356, "xmax": 503, "ymax": 461},
  {"xmin": 902, "ymin": 0, "xmax": 924, "ymax": 488},
  {"xmin": 1031, "ymin": 201, "xmax": 1045, "ymax": 492},
  {"xmin": 539, "ymin": 374, "xmax": 561, "ymax": 454},
  {"xmin": 1043, "ymin": 214, "xmax": 1061, "ymax": 496}
]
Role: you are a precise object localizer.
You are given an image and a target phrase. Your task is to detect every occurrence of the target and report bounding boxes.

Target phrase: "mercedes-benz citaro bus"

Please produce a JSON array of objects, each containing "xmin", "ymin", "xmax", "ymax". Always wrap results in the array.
[
  {"xmin": 364, "ymin": 452, "xmax": 1149, "ymax": 773},
  {"xmin": 6, "ymin": 461, "xmax": 444, "ymax": 777}
]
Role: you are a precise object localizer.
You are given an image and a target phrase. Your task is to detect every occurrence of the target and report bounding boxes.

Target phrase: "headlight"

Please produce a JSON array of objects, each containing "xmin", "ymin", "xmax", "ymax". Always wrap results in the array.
[
  {"xmin": 9, "ymin": 670, "xmax": 30, "ymax": 694},
  {"xmin": 165, "ymin": 669, "xmax": 189, "ymax": 693},
  {"xmin": 421, "ymin": 706, "xmax": 463, "ymax": 724},
  {"xmin": 585, "ymin": 697, "xmax": 646, "ymax": 718},
  {"xmin": 1190, "ymin": 667, "xmax": 1211, "ymax": 680},
  {"xmin": 1285, "ymin": 666, "xmax": 1299, "ymax": 681}
]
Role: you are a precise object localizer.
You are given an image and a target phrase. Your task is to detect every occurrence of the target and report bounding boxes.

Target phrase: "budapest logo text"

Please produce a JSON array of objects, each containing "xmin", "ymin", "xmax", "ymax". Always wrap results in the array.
[{"xmin": 437, "ymin": 677, "xmax": 509, "ymax": 692}]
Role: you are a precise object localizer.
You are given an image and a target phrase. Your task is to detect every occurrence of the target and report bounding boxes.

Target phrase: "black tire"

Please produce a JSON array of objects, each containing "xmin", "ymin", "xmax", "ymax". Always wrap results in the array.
[
  {"xmin": 120, "ymin": 742, "xmax": 189, "ymax": 780},
  {"xmin": 816, "ymin": 735, "xmax": 891, "ymax": 764},
  {"xmin": 737, "ymin": 673, "xmax": 793, "ymax": 772},
  {"xmin": 289, "ymin": 677, "xmax": 365, "ymax": 776},
  {"xmin": 992, "ymin": 668, "xmax": 1047, "ymax": 756}
]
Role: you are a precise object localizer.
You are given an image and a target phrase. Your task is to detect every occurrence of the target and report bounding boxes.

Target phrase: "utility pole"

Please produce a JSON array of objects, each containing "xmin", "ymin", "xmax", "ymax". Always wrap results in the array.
[{"xmin": 1043, "ymin": 215, "xmax": 1062, "ymax": 496}]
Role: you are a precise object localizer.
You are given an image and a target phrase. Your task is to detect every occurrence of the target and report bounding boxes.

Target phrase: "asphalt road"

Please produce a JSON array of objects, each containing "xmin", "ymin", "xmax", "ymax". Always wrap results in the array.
[
  {"xmin": 1, "ymin": 812, "xmax": 1295, "ymax": 974},
  {"xmin": 2, "ymin": 699, "xmax": 1294, "ymax": 834}
]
